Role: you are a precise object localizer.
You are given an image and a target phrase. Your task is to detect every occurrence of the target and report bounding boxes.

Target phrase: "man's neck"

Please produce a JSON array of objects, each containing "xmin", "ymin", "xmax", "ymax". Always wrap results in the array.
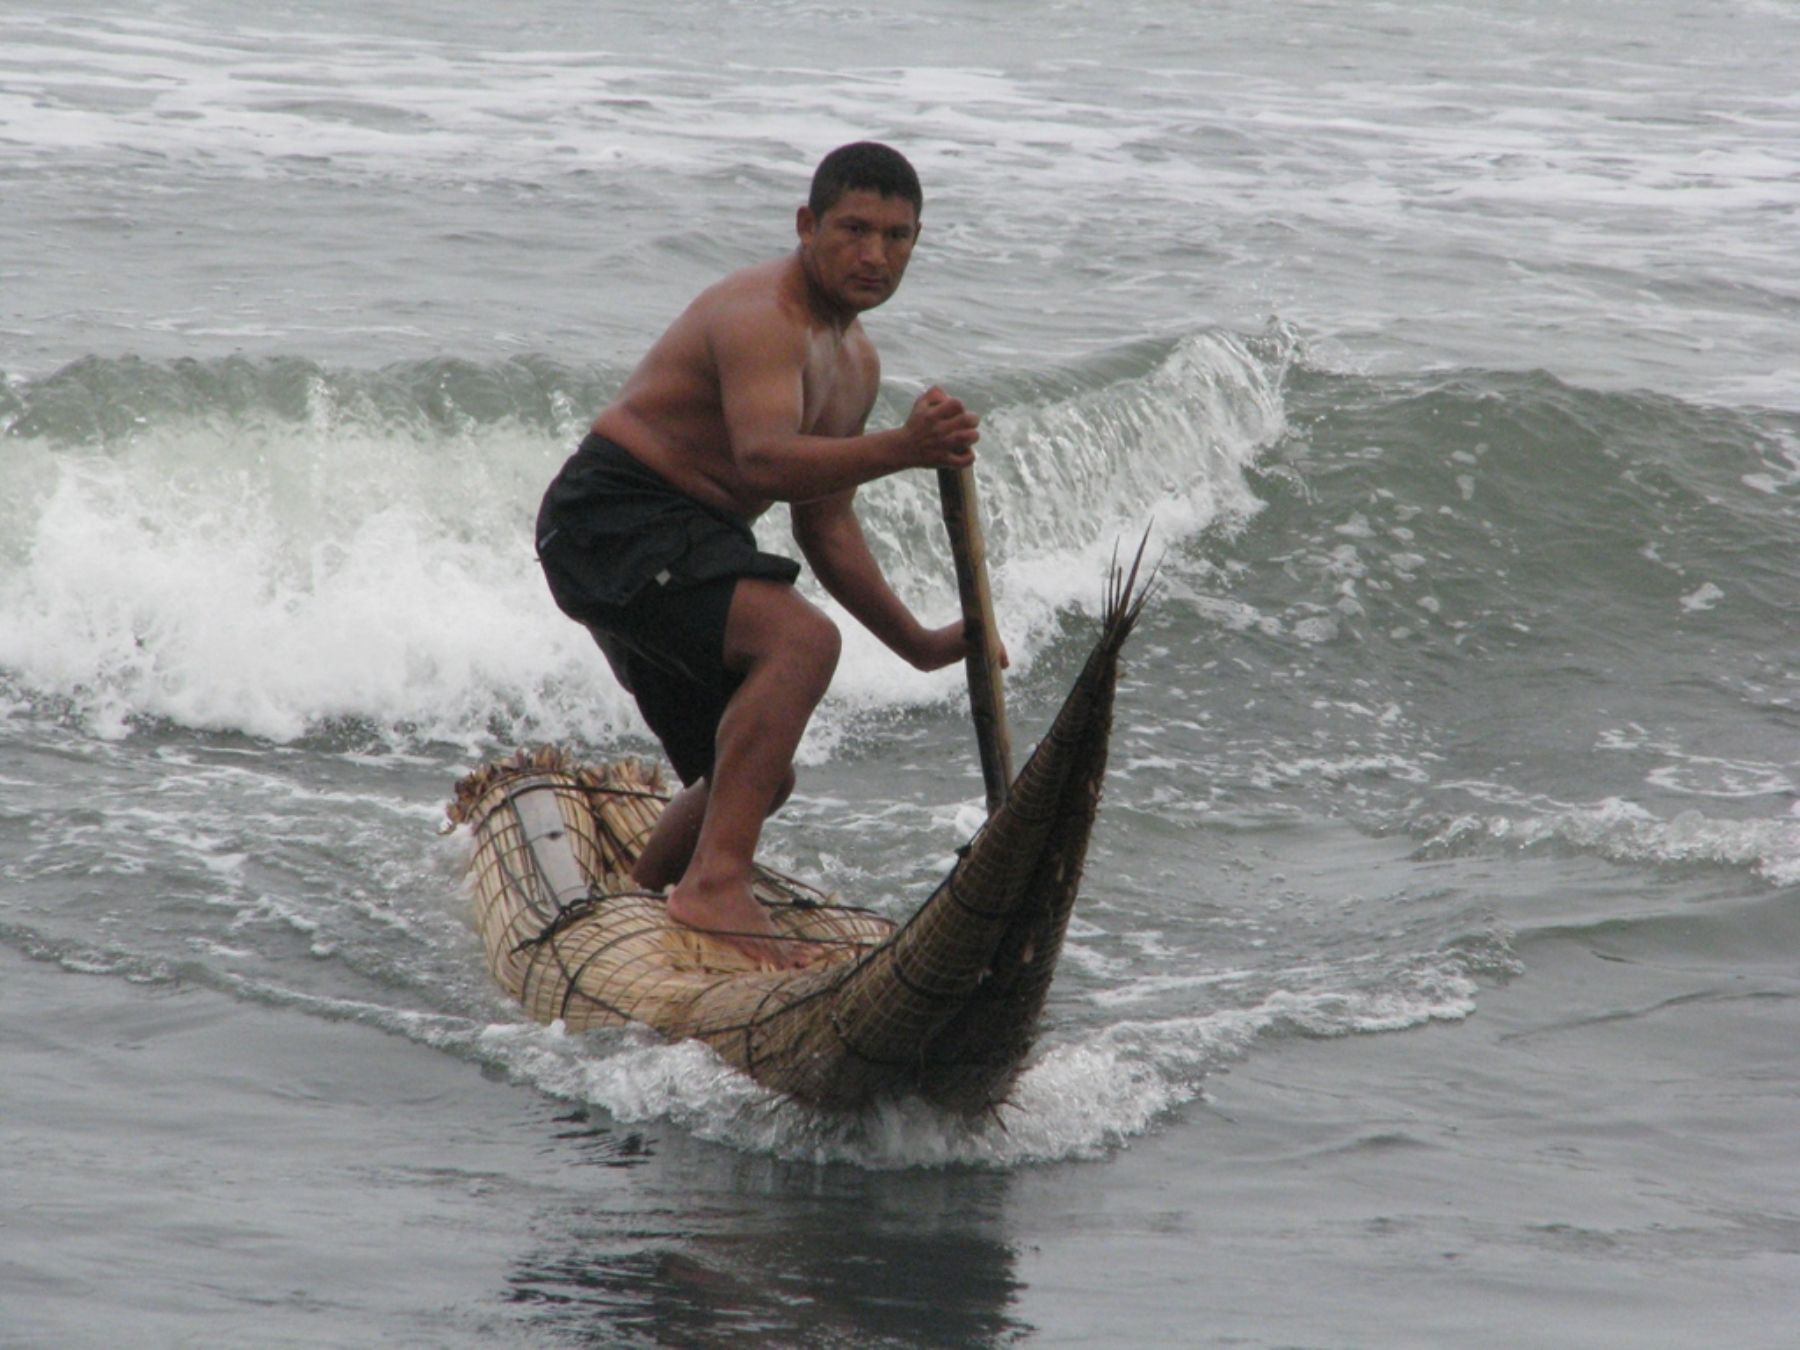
[{"xmin": 793, "ymin": 250, "xmax": 859, "ymax": 335}]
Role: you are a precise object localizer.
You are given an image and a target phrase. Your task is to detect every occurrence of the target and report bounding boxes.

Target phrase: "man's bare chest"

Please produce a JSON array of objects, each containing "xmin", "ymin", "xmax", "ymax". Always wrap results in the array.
[{"xmin": 799, "ymin": 338, "xmax": 874, "ymax": 437}]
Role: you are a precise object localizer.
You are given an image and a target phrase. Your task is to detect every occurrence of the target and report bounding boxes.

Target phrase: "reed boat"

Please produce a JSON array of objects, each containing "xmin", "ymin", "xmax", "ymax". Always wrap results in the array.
[{"xmin": 446, "ymin": 554, "xmax": 1149, "ymax": 1115}]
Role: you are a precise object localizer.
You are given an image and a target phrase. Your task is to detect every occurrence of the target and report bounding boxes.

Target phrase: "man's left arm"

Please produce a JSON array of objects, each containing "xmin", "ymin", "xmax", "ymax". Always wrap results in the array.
[{"xmin": 792, "ymin": 491, "xmax": 969, "ymax": 672}]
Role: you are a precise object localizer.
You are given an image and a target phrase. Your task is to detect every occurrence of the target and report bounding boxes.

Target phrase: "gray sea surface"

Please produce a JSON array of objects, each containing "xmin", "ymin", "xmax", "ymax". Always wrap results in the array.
[{"xmin": 4, "ymin": 1, "xmax": 1798, "ymax": 1345}]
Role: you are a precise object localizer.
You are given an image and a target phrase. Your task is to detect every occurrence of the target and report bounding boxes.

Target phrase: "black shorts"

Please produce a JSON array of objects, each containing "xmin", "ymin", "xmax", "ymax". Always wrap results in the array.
[
  {"xmin": 581, "ymin": 575, "xmax": 741, "ymax": 788},
  {"xmin": 536, "ymin": 434, "xmax": 801, "ymax": 785}
]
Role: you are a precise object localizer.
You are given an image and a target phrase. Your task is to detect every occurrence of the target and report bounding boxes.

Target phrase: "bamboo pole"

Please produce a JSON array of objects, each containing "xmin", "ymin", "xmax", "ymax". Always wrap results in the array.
[{"xmin": 937, "ymin": 464, "xmax": 1013, "ymax": 814}]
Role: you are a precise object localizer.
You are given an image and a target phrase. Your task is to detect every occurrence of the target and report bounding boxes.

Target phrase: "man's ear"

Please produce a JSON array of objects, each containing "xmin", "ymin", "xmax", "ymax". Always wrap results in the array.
[{"xmin": 796, "ymin": 205, "xmax": 817, "ymax": 243}]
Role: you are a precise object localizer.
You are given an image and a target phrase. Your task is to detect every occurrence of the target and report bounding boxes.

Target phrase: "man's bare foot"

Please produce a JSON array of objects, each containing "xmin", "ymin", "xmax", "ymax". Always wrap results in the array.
[{"xmin": 665, "ymin": 878, "xmax": 821, "ymax": 971}]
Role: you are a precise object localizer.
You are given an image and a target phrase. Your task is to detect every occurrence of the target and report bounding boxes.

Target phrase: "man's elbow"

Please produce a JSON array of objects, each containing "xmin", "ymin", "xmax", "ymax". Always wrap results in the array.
[
  {"xmin": 791, "ymin": 516, "xmax": 852, "ymax": 575},
  {"xmin": 735, "ymin": 442, "xmax": 789, "ymax": 498}
]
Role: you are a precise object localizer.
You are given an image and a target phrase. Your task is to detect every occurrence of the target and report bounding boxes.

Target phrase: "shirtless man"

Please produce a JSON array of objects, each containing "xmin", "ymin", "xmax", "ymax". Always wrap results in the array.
[{"xmin": 536, "ymin": 142, "xmax": 982, "ymax": 970}]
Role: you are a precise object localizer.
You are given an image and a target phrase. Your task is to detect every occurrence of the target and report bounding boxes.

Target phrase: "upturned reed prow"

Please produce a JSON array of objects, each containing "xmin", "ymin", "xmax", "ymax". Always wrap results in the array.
[
  {"xmin": 860, "ymin": 530, "xmax": 1158, "ymax": 1112},
  {"xmin": 447, "ymin": 537, "xmax": 1156, "ymax": 1115}
]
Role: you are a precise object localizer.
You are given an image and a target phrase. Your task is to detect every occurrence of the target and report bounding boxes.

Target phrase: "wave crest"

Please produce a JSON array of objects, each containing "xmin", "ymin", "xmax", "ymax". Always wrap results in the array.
[{"xmin": 0, "ymin": 331, "xmax": 1290, "ymax": 746}]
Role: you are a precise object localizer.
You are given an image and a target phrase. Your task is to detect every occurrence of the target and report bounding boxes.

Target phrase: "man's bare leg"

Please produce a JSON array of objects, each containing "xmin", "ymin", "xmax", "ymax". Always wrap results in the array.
[
  {"xmin": 631, "ymin": 779, "xmax": 708, "ymax": 893},
  {"xmin": 665, "ymin": 579, "xmax": 838, "ymax": 969},
  {"xmin": 632, "ymin": 765, "xmax": 796, "ymax": 893}
]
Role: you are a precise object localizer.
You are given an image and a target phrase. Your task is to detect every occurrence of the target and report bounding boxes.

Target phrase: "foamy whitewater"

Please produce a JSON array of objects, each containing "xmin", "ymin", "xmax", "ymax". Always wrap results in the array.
[{"xmin": 5, "ymin": 1, "xmax": 1798, "ymax": 1345}]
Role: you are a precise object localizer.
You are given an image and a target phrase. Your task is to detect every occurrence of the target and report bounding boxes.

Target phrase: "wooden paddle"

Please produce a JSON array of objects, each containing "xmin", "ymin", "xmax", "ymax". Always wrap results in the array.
[{"xmin": 937, "ymin": 464, "xmax": 1013, "ymax": 814}]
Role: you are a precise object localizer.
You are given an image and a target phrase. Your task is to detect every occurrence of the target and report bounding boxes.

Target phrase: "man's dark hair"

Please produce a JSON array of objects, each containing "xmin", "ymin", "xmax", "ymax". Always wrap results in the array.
[{"xmin": 808, "ymin": 142, "xmax": 923, "ymax": 219}]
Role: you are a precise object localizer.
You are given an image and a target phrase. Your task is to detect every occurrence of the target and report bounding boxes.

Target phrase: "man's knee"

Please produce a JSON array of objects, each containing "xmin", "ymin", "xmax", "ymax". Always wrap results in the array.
[
  {"xmin": 791, "ymin": 607, "xmax": 842, "ymax": 687},
  {"xmin": 770, "ymin": 765, "xmax": 797, "ymax": 814},
  {"xmin": 728, "ymin": 582, "xmax": 841, "ymax": 693}
]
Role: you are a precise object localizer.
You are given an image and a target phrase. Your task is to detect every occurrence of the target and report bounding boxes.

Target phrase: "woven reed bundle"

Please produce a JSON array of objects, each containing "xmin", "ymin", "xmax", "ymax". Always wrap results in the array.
[
  {"xmin": 449, "ymin": 750, "xmax": 893, "ymax": 1034},
  {"xmin": 446, "ymin": 549, "xmax": 1150, "ymax": 1113}
]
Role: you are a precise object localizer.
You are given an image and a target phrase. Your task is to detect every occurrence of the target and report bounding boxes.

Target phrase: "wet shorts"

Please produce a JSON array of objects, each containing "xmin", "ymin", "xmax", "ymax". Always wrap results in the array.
[{"xmin": 535, "ymin": 433, "xmax": 800, "ymax": 785}]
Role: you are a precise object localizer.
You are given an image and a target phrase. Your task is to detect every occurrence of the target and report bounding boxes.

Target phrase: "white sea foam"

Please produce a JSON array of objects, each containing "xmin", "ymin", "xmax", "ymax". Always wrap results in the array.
[
  {"xmin": 443, "ymin": 1012, "xmax": 1228, "ymax": 1168},
  {"xmin": 0, "ymin": 418, "xmax": 622, "ymax": 744},
  {"xmin": 0, "ymin": 331, "xmax": 1284, "ymax": 747},
  {"xmin": 435, "ymin": 951, "xmax": 1478, "ymax": 1169},
  {"xmin": 6, "ymin": 1, "xmax": 1796, "ymax": 403},
  {"xmin": 807, "ymin": 328, "xmax": 1289, "ymax": 702},
  {"xmin": 1419, "ymin": 796, "xmax": 1800, "ymax": 888}
]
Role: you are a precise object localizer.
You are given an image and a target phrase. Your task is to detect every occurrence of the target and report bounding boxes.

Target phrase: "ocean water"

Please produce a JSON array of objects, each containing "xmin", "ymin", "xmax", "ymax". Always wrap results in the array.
[{"xmin": 4, "ymin": 1, "xmax": 1798, "ymax": 1345}]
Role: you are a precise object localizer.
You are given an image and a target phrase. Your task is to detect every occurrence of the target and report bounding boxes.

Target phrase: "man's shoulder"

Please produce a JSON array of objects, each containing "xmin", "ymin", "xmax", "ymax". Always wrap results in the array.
[
  {"xmin": 843, "ymin": 315, "xmax": 880, "ymax": 370},
  {"xmin": 701, "ymin": 256, "xmax": 804, "ymax": 313},
  {"xmin": 693, "ymin": 258, "xmax": 810, "ymax": 351}
]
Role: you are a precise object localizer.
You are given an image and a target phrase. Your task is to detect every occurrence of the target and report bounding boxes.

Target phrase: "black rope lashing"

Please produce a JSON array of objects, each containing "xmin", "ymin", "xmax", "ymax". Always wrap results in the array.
[
  {"xmin": 509, "ymin": 886, "xmax": 665, "ymax": 955},
  {"xmin": 571, "ymin": 782, "xmax": 673, "ymax": 804}
]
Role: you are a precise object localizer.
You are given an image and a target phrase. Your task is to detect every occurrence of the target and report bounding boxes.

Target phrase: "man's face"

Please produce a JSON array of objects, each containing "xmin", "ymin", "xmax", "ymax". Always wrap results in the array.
[{"xmin": 798, "ymin": 189, "xmax": 922, "ymax": 312}]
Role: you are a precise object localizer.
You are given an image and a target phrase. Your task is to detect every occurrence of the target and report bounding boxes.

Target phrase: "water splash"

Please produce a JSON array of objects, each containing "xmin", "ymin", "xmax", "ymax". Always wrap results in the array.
[{"xmin": 0, "ymin": 333, "xmax": 1290, "ymax": 747}]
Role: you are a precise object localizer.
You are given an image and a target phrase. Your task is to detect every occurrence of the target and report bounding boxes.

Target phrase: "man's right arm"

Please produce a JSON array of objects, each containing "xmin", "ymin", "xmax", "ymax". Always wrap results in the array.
[{"xmin": 792, "ymin": 489, "xmax": 973, "ymax": 672}]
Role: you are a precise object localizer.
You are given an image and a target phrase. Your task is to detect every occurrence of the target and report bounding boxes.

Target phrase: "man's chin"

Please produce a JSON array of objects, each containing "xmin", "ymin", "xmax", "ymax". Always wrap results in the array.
[{"xmin": 847, "ymin": 283, "xmax": 895, "ymax": 310}]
